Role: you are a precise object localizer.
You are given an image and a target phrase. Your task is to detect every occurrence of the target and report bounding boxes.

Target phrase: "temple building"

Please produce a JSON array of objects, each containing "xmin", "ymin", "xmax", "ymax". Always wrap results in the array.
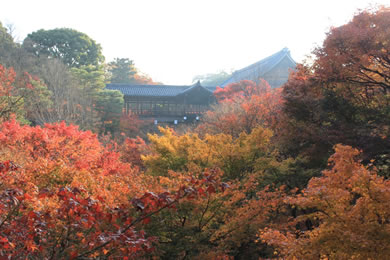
[
  {"xmin": 221, "ymin": 47, "xmax": 296, "ymax": 88},
  {"xmin": 106, "ymin": 48, "xmax": 295, "ymax": 120},
  {"xmin": 106, "ymin": 81, "xmax": 215, "ymax": 119}
]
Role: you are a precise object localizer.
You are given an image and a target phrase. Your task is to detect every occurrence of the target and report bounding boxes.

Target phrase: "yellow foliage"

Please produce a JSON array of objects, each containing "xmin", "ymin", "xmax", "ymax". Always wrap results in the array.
[{"xmin": 143, "ymin": 126, "xmax": 273, "ymax": 180}]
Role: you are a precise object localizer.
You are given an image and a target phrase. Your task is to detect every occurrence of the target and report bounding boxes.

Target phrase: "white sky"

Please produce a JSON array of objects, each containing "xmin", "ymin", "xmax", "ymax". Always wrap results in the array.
[{"xmin": 1, "ymin": 0, "xmax": 388, "ymax": 84}]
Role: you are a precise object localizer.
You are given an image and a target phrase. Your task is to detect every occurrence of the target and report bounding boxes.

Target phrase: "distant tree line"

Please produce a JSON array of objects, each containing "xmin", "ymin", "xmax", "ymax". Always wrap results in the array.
[{"xmin": 0, "ymin": 25, "xmax": 156, "ymax": 135}]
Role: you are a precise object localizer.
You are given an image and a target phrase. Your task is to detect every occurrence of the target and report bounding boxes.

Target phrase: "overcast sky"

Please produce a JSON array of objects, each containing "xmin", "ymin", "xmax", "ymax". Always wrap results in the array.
[{"xmin": 1, "ymin": 0, "xmax": 388, "ymax": 84}]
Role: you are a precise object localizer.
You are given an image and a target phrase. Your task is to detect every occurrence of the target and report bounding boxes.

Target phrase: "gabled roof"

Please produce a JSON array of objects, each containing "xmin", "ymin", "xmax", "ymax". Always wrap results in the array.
[
  {"xmin": 221, "ymin": 48, "xmax": 296, "ymax": 87},
  {"xmin": 106, "ymin": 81, "xmax": 213, "ymax": 97},
  {"xmin": 177, "ymin": 81, "xmax": 203, "ymax": 95},
  {"xmin": 205, "ymin": 86, "xmax": 218, "ymax": 92}
]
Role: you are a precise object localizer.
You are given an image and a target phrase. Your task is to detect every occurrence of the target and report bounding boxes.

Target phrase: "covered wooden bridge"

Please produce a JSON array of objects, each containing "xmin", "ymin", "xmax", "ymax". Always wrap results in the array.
[{"xmin": 106, "ymin": 81, "xmax": 216, "ymax": 118}]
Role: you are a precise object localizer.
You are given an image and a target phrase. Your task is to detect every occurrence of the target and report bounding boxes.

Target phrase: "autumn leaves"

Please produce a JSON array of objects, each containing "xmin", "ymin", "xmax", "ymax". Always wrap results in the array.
[{"xmin": 0, "ymin": 6, "xmax": 390, "ymax": 259}]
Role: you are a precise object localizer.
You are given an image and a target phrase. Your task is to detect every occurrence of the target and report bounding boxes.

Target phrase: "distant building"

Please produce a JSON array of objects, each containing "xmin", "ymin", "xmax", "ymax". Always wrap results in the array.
[
  {"xmin": 106, "ymin": 81, "xmax": 215, "ymax": 120},
  {"xmin": 106, "ymin": 48, "xmax": 296, "ymax": 121},
  {"xmin": 220, "ymin": 47, "xmax": 296, "ymax": 88}
]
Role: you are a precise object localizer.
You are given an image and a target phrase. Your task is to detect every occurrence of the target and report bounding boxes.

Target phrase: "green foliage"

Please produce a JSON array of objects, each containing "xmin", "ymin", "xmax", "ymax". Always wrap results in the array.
[
  {"xmin": 0, "ymin": 22, "xmax": 17, "ymax": 64},
  {"xmin": 71, "ymin": 64, "xmax": 105, "ymax": 91},
  {"xmin": 108, "ymin": 58, "xmax": 137, "ymax": 83},
  {"xmin": 255, "ymin": 156, "xmax": 320, "ymax": 190},
  {"xmin": 70, "ymin": 64, "xmax": 106, "ymax": 130},
  {"xmin": 0, "ymin": 24, "xmax": 109, "ymax": 130},
  {"xmin": 21, "ymin": 78, "xmax": 53, "ymax": 125},
  {"xmin": 23, "ymin": 28, "xmax": 104, "ymax": 68},
  {"xmin": 0, "ymin": 22, "xmax": 14, "ymax": 47},
  {"xmin": 145, "ymin": 197, "xmax": 224, "ymax": 259},
  {"xmin": 95, "ymin": 89, "xmax": 124, "ymax": 134},
  {"xmin": 0, "ymin": 65, "xmax": 27, "ymax": 123}
]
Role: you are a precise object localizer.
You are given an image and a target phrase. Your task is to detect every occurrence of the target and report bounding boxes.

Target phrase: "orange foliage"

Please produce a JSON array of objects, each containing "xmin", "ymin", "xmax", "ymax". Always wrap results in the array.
[
  {"xmin": 260, "ymin": 144, "xmax": 390, "ymax": 259},
  {"xmin": 280, "ymin": 7, "xmax": 390, "ymax": 170},
  {"xmin": 211, "ymin": 179, "xmax": 290, "ymax": 258},
  {"xmin": 119, "ymin": 136, "xmax": 148, "ymax": 170},
  {"xmin": 0, "ymin": 120, "xmax": 223, "ymax": 258},
  {"xmin": 0, "ymin": 120, "xmax": 145, "ymax": 206},
  {"xmin": 199, "ymin": 80, "xmax": 283, "ymax": 137},
  {"xmin": 314, "ymin": 7, "xmax": 390, "ymax": 95},
  {"xmin": 119, "ymin": 112, "xmax": 154, "ymax": 139},
  {"xmin": 133, "ymin": 73, "xmax": 161, "ymax": 85}
]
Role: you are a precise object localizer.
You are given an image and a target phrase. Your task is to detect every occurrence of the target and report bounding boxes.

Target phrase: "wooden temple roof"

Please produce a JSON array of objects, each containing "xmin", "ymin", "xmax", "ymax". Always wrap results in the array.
[
  {"xmin": 220, "ymin": 48, "xmax": 296, "ymax": 87},
  {"xmin": 106, "ymin": 81, "xmax": 214, "ymax": 97},
  {"xmin": 106, "ymin": 48, "xmax": 296, "ymax": 98}
]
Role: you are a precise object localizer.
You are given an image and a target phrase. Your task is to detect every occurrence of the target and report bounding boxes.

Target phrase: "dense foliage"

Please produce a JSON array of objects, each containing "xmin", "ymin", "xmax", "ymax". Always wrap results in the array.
[
  {"xmin": 0, "ymin": 6, "xmax": 389, "ymax": 259},
  {"xmin": 23, "ymin": 28, "xmax": 105, "ymax": 69},
  {"xmin": 281, "ymin": 7, "xmax": 390, "ymax": 175}
]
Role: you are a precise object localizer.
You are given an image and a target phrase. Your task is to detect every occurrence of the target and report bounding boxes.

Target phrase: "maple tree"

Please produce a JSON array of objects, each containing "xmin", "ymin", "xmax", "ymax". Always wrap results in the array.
[
  {"xmin": 119, "ymin": 136, "xmax": 148, "ymax": 170},
  {"xmin": 0, "ymin": 120, "xmax": 145, "ymax": 206},
  {"xmin": 199, "ymin": 79, "xmax": 283, "ymax": 137},
  {"xmin": 0, "ymin": 65, "xmax": 23, "ymax": 120},
  {"xmin": 209, "ymin": 183, "xmax": 291, "ymax": 259},
  {"xmin": 141, "ymin": 168, "xmax": 233, "ymax": 259},
  {"xmin": 118, "ymin": 112, "xmax": 154, "ymax": 139},
  {"xmin": 281, "ymin": 7, "xmax": 390, "ymax": 175},
  {"xmin": 144, "ymin": 126, "xmax": 276, "ymax": 180},
  {"xmin": 141, "ymin": 126, "xmax": 313, "ymax": 258},
  {"xmin": 314, "ymin": 7, "xmax": 390, "ymax": 95},
  {"xmin": 260, "ymin": 144, "xmax": 390, "ymax": 259},
  {"xmin": 0, "ymin": 120, "xmax": 223, "ymax": 258},
  {"xmin": 0, "ymin": 64, "xmax": 51, "ymax": 125},
  {"xmin": 0, "ymin": 65, "xmax": 35, "ymax": 122},
  {"xmin": 0, "ymin": 162, "xmax": 222, "ymax": 258}
]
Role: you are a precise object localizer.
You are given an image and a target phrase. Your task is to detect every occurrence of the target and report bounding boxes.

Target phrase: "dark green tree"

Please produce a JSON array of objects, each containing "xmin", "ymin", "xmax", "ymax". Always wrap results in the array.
[
  {"xmin": 108, "ymin": 58, "xmax": 137, "ymax": 84},
  {"xmin": 0, "ymin": 22, "xmax": 16, "ymax": 52},
  {"xmin": 95, "ymin": 89, "xmax": 124, "ymax": 135},
  {"xmin": 22, "ymin": 28, "xmax": 104, "ymax": 68},
  {"xmin": 22, "ymin": 28, "xmax": 110, "ymax": 130}
]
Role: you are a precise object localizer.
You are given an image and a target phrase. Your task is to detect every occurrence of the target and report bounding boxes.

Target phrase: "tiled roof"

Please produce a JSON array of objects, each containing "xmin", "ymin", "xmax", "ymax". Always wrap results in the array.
[
  {"xmin": 106, "ymin": 81, "xmax": 213, "ymax": 97},
  {"xmin": 205, "ymin": 86, "xmax": 217, "ymax": 92},
  {"xmin": 107, "ymin": 49, "xmax": 296, "ymax": 96},
  {"xmin": 221, "ymin": 48, "xmax": 296, "ymax": 87}
]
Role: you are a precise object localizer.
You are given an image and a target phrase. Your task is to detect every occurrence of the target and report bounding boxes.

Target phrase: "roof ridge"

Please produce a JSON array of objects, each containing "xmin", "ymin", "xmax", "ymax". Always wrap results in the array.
[
  {"xmin": 234, "ymin": 48, "xmax": 290, "ymax": 75},
  {"xmin": 178, "ymin": 81, "xmax": 214, "ymax": 94},
  {"xmin": 259, "ymin": 48, "xmax": 294, "ymax": 76},
  {"xmin": 107, "ymin": 83, "xmax": 189, "ymax": 88},
  {"xmin": 106, "ymin": 82, "xmax": 214, "ymax": 97},
  {"xmin": 220, "ymin": 48, "xmax": 295, "ymax": 87}
]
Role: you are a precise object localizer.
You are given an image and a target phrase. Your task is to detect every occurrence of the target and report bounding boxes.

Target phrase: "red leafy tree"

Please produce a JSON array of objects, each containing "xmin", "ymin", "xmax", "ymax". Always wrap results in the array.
[
  {"xmin": 0, "ymin": 166, "xmax": 222, "ymax": 258},
  {"xmin": 199, "ymin": 80, "xmax": 283, "ymax": 137},
  {"xmin": 280, "ymin": 7, "xmax": 390, "ymax": 172},
  {"xmin": 0, "ymin": 120, "xmax": 223, "ymax": 258},
  {"xmin": 314, "ymin": 6, "xmax": 390, "ymax": 95},
  {"xmin": 119, "ymin": 136, "xmax": 148, "ymax": 170}
]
